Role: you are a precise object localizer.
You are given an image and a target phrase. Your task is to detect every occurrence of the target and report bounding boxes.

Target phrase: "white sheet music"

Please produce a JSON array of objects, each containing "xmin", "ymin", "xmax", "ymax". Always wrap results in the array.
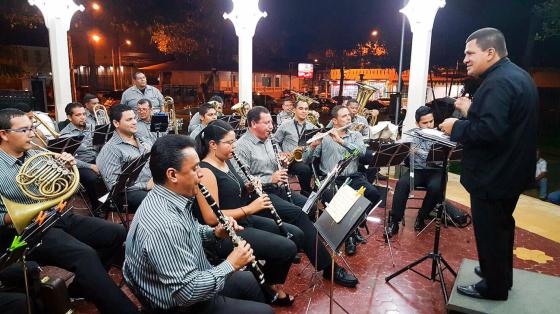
[
  {"xmin": 419, "ymin": 128, "xmax": 450, "ymax": 139},
  {"xmin": 325, "ymin": 185, "xmax": 360, "ymax": 223}
]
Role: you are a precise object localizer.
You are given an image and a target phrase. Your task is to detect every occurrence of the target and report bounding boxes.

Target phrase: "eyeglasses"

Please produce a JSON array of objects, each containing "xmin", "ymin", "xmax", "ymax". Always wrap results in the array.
[
  {"xmin": 2, "ymin": 126, "xmax": 36, "ymax": 134},
  {"xmin": 220, "ymin": 139, "xmax": 236, "ymax": 145}
]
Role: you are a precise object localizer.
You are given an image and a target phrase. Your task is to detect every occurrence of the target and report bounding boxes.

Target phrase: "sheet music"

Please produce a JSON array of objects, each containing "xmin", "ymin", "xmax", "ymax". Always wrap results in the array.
[
  {"xmin": 419, "ymin": 128, "xmax": 450, "ymax": 139},
  {"xmin": 325, "ymin": 185, "xmax": 360, "ymax": 223}
]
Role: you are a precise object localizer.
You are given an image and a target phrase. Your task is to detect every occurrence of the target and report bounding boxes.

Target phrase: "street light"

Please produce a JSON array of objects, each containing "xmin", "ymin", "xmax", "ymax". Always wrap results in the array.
[
  {"xmin": 371, "ymin": 29, "xmax": 379, "ymax": 37},
  {"xmin": 91, "ymin": 33, "xmax": 101, "ymax": 43},
  {"xmin": 91, "ymin": 2, "xmax": 101, "ymax": 11}
]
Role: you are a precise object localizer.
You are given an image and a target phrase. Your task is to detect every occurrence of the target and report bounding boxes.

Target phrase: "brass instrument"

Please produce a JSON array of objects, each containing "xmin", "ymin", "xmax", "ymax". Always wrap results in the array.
[
  {"xmin": 163, "ymin": 96, "xmax": 182, "ymax": 134},
  {"xmin": 31, "ymin": 112, "xmax": 59, "ymax": 147},
  {"xmin": 1, "ymin": 151, "xmax": 80, "ymax": 233},
  {"xmin": 355, "ymin": 82, "xmax": 379, "ymax": 126},
  {"xmin": 93, "ymin": 104, "xmax": 110, "ymax": 125},
  {"xmin": 290, "ymin": 91, "xmax": 319, "ymax": 105},
  {"xmin": 306, "ymin": 110, "xmax": 322, "ymax": 127},
  {"xmin": 231, "ymin": 101, "xmax": 250, "ymax": 128},
  {"xmin": 286, "ymin": 146, "xmax": 304, "ymax": 165}
]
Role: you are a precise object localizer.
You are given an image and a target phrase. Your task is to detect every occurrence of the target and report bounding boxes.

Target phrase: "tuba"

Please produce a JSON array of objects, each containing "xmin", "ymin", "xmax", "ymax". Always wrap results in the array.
[
  {"xmin": 231, "ymin": 101, "xmax": 250, "ymax": 128},
  {"xmin": 1, "ymin": 152, "xmax": 80, "ymax": 234},
  {"xmin": 355, "ymin": 82, "xmax": 379, "ymax": 126},
  {"xmin": 93, "ymin": 104, "xmax": 110, "ymax": 125},
  {"xmin": 31, "ymin": 112, "xmax": 60, "ymax": 147}
]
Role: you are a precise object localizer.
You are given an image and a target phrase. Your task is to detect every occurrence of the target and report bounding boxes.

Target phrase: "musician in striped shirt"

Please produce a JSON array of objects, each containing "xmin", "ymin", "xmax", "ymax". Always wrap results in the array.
[{"xmin": 124, "ymin": 134, "xmax": 273, "ymax": 313}]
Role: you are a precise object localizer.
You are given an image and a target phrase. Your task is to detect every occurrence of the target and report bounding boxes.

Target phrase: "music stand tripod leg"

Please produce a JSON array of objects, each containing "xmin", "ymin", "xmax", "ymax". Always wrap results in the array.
[{"xmin": 22, "ymin": 250, "xmax": 32, "ymax": 314}]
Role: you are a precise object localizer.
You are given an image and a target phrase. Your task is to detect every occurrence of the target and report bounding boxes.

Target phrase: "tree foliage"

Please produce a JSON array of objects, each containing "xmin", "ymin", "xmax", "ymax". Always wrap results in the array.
[{"xmin": 535, "ymin": 0, "xmax": 560, "ymax": 40}]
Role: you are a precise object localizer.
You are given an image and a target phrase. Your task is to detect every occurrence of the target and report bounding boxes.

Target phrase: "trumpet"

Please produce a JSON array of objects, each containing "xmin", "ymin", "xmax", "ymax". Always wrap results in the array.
[{"xmin": 93, "ymin": 104, "xmax": 110, "ymax": 125}]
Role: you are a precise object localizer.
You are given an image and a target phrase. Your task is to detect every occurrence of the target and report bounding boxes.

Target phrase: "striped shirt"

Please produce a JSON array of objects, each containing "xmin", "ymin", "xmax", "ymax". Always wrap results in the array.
[
  {"xmin": 96, "ymin": 131, "xmax": 152, "ymax": 192},
  {"xmin": 187, "ymin": 112, "xmax": 202, "ymax": 133},
  {"xmin": 121, "ymin": 85, "xmax": 164, "ymax": 111},
  {"xmin": 303, "ymin": 130, "xmax": 366, "ymax": 176},
  {"xmin": 276, "ymin": 111, "xmax": 292, "ymax": 126},
  {"xmin": 189, "ymin": 123, "xmax": 205, "ymax": 139},
  {"xmin": 85, "ymin": 110, "xmax": 96, "ymax": 126},
  {"xmin": 234, "ymin": 131, "xmax": 279, "ymax": 184},
  {"xmin": 0, "ymin": 149, "xmax": 42, "ymax": 227},
  {"xmin": 136, "ymin": 119, "xmax": 158, "ymax": 145},
  {"xmin": 273, "ymin": 118, "xmax": 318, "ymax": 152},
  {"xmin": 123, "ymin": 184, "xmax": 233, "ymax": 310},
  {"xmin": 59, "ymin": 122, "xmax": 97, "ymax": 169}
]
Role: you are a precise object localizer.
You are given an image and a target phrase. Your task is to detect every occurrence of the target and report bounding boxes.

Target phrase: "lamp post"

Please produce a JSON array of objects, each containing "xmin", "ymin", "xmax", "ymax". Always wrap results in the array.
[
  {"xmin": 28, "ymin": 0, "xmax": 84, "ymax": 121},
  {"xmin": 224, "ymin": 0, "xmax": 267, "ymax": 107},
  {"xmin": 400, "ymin": 0, "xmax": 445, "ymax": 132}
]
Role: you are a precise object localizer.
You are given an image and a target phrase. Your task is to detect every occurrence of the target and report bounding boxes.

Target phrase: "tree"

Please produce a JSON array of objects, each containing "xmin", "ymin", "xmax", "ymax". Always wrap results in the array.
[{"xmin": 535, "ymin": 0, "xmax": 560, "ymax": 41}]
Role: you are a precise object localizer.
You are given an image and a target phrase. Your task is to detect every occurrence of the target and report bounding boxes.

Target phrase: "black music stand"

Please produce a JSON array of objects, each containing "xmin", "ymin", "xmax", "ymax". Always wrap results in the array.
[
  {"xmin": 99, "ymin": 153, "xmax": 150, "ymax": 229},
  {"xmin": 219, "ymin": 115, "xmax": 241, "ymax": 129},
  {"xmin": 298, "ymin": 128, "xmax": 324, "ymax": 147},
  {"xmin": 234, "ymin": 128, "xmax": 247, "ymax": 138},
  {"xmin": 385, "ymin": 128, "xmax": 457, "ymax": 303},
  {"xmin": 47, "ymin": 135, "xmax": 84, "ymax": 154},
  {"xmin": 92, "ymin": 124, "xmax": 114, "ymax": 149},
  {"xmin": 150, "ymin": 114, "xmax": 169, "ymax": 138}
]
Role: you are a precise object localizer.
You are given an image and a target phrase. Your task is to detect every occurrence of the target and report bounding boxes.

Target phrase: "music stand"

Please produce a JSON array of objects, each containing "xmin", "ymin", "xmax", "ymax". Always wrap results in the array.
[
  {"xmin": 99, "ymin": 153, "xmax": 151, "ymax": 229},
  {"xmin": 234, "ymin": 128, "xmax": 247, "ymax": 138},
  {"xmin": 385, "ymin": 128, "xmax": 457, "ymax": 303},
  {"xmin": 150, "ymin": 114, "xmax": 169, "ymax": 138},
  {"xmin": 47, "ymin": 135, "xmax": 84, "ymax": 154},
  {"xmin": 298, "ymin": 128, "xmax": 324, "ymax": 147},
  {"xmin": 92, "ymin": 124, "xmax": 114, "ymax": 149}
]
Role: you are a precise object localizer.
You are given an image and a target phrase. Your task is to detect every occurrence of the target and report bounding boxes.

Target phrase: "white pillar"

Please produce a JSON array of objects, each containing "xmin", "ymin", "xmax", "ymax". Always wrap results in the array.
[
  {"xmin": 224, "ymin": 0, "xmax": 267, "ymax": 107},
  {"xmin": 29, "ymin": 0, "xmax": 84, "ymax": 121},
  {"xmin": 400, "ymin": 0, "xmax": 445, "ymax": 132}
]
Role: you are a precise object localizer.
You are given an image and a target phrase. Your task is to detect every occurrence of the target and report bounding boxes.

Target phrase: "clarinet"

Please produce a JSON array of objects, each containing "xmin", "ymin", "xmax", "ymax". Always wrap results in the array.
[
  {"xmin": 270, "ymin": 137, "xmax": 294, "ymax": 203},
  {"xmin": 198, "ymin": 184, "xmax": 265, "ymax": 284},
  {"xmin": 231, "ymin": 153, "xmax": 293, "ymax": 239}
]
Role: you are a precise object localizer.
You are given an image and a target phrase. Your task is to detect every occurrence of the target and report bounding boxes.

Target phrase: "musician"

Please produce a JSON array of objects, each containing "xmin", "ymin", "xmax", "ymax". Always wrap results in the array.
[
  {"xmin": 346, "ymin": 99, "xmax": 371, "ymax": 138},
  {"xmin": 194, "ymin": 120, "xmax": 304, "ymax": 306},
  {"xmin": 97, "ymin": 104, "xmax": 153, "ymax": 213},
  {"xmin": 190, "ymin": 103, "xmax": 218, "ymax": 139},
  {"xmin": 387, "ymin": 106, "xmax": 444, "ymax": 237},
  {"xmin": 439, "ymin": 28, "xmax": 538, "ymax": 300},
  {"xmin": 83, "ymin": 93, "xmax": 101, "ymax": 126},
  {"xmin": 305, "ymin": 105, "xmax": 380, "ymax": 256},
  {"xmin": 0, "ymin": 108, "xmax": 138, "ymax": 313},
  {"xmin": 276, "ymin": 98, "xmax": 293, "ymax": 126},
  {"xmin": 135, "ymin": 99, "xmax": 158, "ymax": 144},
  {"xmin": 273, "ymin": 100, "xmax": 316, "ymax": 195},
  {"xmin": 60, "ymin": 102, "xmax": 102, "ymax": 208},
  {"xmin": 235, "ymin": 106, "xmax": 358, "ymax": 287},
  {"xmin": 188, "ymin": 95, "xmax": 224, "ymax": 133},
  {"xmin": 121, "ymin": 72, "xmax": 164, "ymax": 112},
  {"xmin": 123, "ymin": 135, "xmax": 273, "ymax": 314}
]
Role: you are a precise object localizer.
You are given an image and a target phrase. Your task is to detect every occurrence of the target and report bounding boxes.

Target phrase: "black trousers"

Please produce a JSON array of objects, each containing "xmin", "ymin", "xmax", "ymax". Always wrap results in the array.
[
  {"xmin": 470, "ymin": 195, "xmax": 519, "ymax": 297},
  {"xmin": 258, "ymin": 189, "xmax": 332, "ymax": 271},
  {"xmin": 213, "ymin": 215, "xmax": 303, "ymax": 284},
  {"xmin": 0, "ymin": 262, "xmax": 41, "ymax": 314},
  {"xmin": 391, "ymin": 169, "xmax": 443, "ymax": 222},
  {"xmin": 79, "ymin": 167, "xmax": 102, "ymax": 208},
  {"xmin": 163, "ymin": 271, "xmax": 273, "ymax": 314},
  {"xmin": 120, "ymin": 190, "xmax": 149, "ymax": 213},
  {"xmin": 26, "ymin": 212, "xmax": 137, "ymax": 314},
  {"xmin": 288, "ymin": 161, "xmax": 313, "ymax": 194},
  {"xmin": 335, "ymin": 173, "xmax": 380, "ymax": 206}
]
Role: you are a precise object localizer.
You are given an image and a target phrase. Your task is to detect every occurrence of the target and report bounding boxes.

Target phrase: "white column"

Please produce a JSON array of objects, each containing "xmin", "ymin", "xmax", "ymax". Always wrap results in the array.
[
  {"xmin": 400, "ymin": 0, "xmax": 445, "ymax": 132},
  {"xmin": 29, "ymin": 0, "xmax": 84, "ymax": 121},
  {"xmin": 224, "ymin": 0, "xmax": 267, "ymax": 107}
]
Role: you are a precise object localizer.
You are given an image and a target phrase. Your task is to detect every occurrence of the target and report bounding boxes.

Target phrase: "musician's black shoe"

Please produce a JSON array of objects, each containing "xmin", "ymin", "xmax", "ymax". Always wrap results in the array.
[
  {"xmin": 414, "ymin": 216, "xmax": 427, "ymax": 231},
  {"xmin": 386, "ymin": 220, "xmax": 400, "ymax": 238},
  {"xmin": 355, "ymin": 229, "xmax": 367, "ymax": 243},
  {"xmin": 475, "ymin": 266, "xmax": 483, "ymax": 277},
  {"xmin": 323, "ymin": 264, "xmax": 358, "ymax": 288},
  {"xmin": 377, "ymin": 174, "xmax": 388, "ymax": 181},
  {"xmin": 345, "ymin": 236, "xmax": 357, "ymax": 256},
  {"xmin": 292, "ymin": 254, "xmax": 301, "ymax": 264},
  {"xmin": 457, "ymin": 284, "xmax": 508, "ymax": 301}
]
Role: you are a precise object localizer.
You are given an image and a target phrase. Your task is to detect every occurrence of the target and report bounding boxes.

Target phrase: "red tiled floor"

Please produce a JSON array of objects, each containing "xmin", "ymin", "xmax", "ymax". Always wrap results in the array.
[{"xmin": 69, "ymin": 182, "xmax": 560, "ymax": 313}]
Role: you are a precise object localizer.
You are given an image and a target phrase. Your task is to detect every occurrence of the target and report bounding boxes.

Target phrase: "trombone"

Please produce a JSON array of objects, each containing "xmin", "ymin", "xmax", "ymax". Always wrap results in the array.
[{"xmin": 93, "ymin": 104, "xmax": 110, "ymax": 125}]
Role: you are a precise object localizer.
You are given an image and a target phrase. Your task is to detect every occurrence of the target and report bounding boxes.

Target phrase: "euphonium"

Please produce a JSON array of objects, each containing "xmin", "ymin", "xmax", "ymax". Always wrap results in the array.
[
  {"xmin": 2, "ymin": 152, "xmax": 80, "ymax": 233},
  {"xmin": 231, "ymin": 101, "xmax": 250, "ymax": 128},
  {"xmin": 286, "ymin": 146, "xmax": 304, "ymax": 165},
  {"xmin": 31, "ymin": 112, "xmax": 59, "ymax": 147},
  {"xmin": 163, "ymin": 96, "xmax": 180, "ymax": 134},
  {"xmin": 93, "ymin": 104, "xmax": 110, "ymax": 125},
  {"xmin": 356, "ymin": 82, "xmax": 378, "ymax": 119},
  {"xmin": 306, "ymin": 110, "xmax": 321, "ymax": 127}
]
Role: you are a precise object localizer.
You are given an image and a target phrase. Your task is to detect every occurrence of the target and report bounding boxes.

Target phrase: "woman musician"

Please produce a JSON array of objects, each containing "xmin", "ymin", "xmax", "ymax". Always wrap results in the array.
[{"xmin": 193, "ymin": 120, "xmax": 304, "ymax": 306}]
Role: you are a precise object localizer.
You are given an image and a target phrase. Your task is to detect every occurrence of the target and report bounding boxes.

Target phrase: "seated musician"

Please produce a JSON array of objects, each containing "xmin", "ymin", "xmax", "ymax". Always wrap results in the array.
[
  {"xmin": 273, "ymin": 100, "xmax": 316, "ymax": 195},
  {"xmin": 82, "ymin": 93, "xmax": 102, "ymax": 126},
  {"xmin": 0, "ymin": 108, "xmax": 137, "ymax": 314},
  {"xmin": 276, "ymin": 98, "xmax": 293, "ymax": 126},
  {"xmin": 194, "ymin": 120, "xmax": 304, "ymax": 306},
  {"xmin": 304, "ymin": 105, "xmax": 381, "ymax": 256},
  {"xmin": 123, "ymin": 135, "xmax": 273, "ymax": 314},
  {"xmin": 387, "ymin": 106, "xmax": 444, "ymax": 236},
  {"xmin": 97, "ymin": 104, "xmax": 153, "ymax": 213},
  {"xmin": 188, "ymin": 95, "xmax": 224, "ymax": 133},
  {"xmin": 190, "ymin": 103, "xmax": 218, "ymax": 139},
  {"xmin": 60, "ymin": 102, "xmax": 102, "ymax": 208},
  {"xmin": 235, "ymin": 106, "xmax": 358, "ymax": 287},
  {"xmin": 135, "ymin": 99, "xmax": 158, "ymax": 144},
  {"xmin": 346, "ymin": 99, "xmax": 371, "ymax": 138}
]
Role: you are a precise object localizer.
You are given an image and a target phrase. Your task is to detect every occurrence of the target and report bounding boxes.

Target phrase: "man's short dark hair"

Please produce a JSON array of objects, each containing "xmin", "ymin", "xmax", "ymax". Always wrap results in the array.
[
  {"xmin": 65, "ymin": 102, "xmax": 84, "ymax": 116},
  {"xmin": 109, "ymin": 104, "xmax": 133, "ymax": 123},
  {"xmin": 83, "ymin": 93, "xmax": 98, "ymax": 104},
  {"xmin": 466, "ymin": 27, "xmax": 508, "ymax": 58},
  {"xmin": 282, "ymin": 98, "xmax": 293, "ymax": 104},
  {"xmin": 0, "ymin": 108, "xmax": 26, "ymax": 131},
  {"xmin": 137, "ymin": 99, "xmax": 152, "ymax": 108},
  {"xmin": 415, "ymin": 106, "xmax": 433, "ymax": 122},
  {"xmin": 150, "ymin": 134, "xmax": 196, "ymax": 185},
  {"xmin": 208, "ymin": 95, "xmax": 224, "ymax": 105},
  {"xmin": 331, "ymin": 105, "xmax": 347, "ymax": 119},
  {"xmin": 4, "ymin": 103, "xmax": 31, "ymax": 113},
  {"xmin": 133, "ymin": 72, "xmax": 144, "ymax": 80},
  {"xmin": 246, "ymin": 106, "xmax": 270, "ymax": 127},
  {"xmin": 198, "ymin": 103, "xmax": 215, "ymax": 117},
  {"xmin": 346, "ymin": 98, "xmax": 359, "ymax": 107}
]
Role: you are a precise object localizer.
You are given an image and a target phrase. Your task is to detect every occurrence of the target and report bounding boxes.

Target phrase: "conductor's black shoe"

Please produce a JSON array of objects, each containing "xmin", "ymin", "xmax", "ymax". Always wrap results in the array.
[
  {"xmin": 474, "ymin": 266, "xmax": 483, "ymax": 277},
  {"xmin": 457, "ymin": 284, "xmax": 508, "ymax": 301},
  {"xmin": 345, "ymin": 236, "xmax": 357, "ymax": 256},
  {"xmin": 414, "ymin": 216, "xmax": 426, "ymax": 231},
  {"xmin": 355, "ymin": 229, "xmax": 366, "ymax": 243},
  {"xmin": 386, "ymin": 221, "xmax": 400, "ymax": 238},
  {"xmin": 323, "ymin": 264, "xmax": 358, "ymax": 288}
]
